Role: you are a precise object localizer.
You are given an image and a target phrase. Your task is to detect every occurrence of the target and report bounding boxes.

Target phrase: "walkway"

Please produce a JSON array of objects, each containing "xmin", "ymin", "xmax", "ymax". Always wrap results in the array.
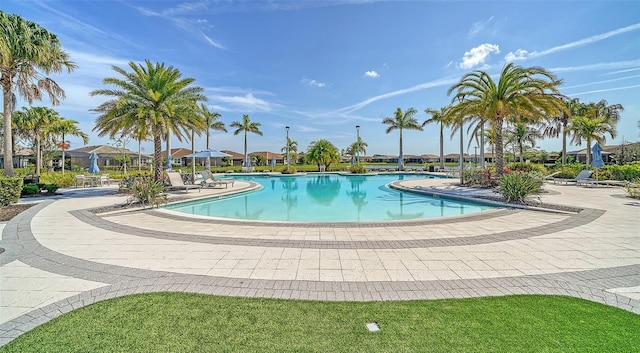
[{"xmin": 1, "ymin": 177, "xmax": 639, "ymax": 345}]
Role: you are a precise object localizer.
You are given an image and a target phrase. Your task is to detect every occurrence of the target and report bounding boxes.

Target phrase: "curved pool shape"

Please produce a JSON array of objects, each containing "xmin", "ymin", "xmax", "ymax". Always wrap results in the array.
[{"xmin": 165, "ymin": 174, "xmax": 497, "ymax": 222}]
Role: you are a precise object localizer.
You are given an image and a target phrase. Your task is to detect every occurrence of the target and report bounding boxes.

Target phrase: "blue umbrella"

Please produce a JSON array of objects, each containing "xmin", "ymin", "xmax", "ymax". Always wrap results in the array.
[
  {"xmin": 165, "ymin": 154, "xmax": 172, "ymax": 170},
  {"xmin": 271, "ymin": 157, "xmax": 276, "ymax": 167},
  {"xmin": 350, "ymin": 155, "xmax": 354, "ymax": 165},
  {"xmin": 397, "ymin": 155, "xmax": 403, "ymax": 170},
  {"xmin": 88, "ymin": 152, "xmax": 100, "ymax": 174},
  {"xmin": 591, "ymin": 143, "xmax": 604, "ymax": 168},
  {"xmin": 245, "ymin": 156, "xmax": 252, "ymax": 167}
]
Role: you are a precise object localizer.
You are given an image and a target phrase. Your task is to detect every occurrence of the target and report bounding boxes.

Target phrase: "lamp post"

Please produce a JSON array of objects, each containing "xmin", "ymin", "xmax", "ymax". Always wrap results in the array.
[
  {"xmin": 285, "ymin": 126, "xmax": 290, "ymax": 169},
  {"xmin": 356, "ymin": 125, "xmax": 360, "ymax": 164}
]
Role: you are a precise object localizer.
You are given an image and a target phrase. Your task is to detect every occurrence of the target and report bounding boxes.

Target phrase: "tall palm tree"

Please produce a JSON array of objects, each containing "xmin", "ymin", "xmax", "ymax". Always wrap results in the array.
[
  {"xmin": 447, "ymin": 63, "xmax": 565, "ymax": 178},
  {"xmin": 13, "ymin": 106, "xmax": 59, "ymax": 175},
  {"xmin": 382, "ymin": 107, "xmax": 423, "ymax": 170},
  {"xmin": 49, "ymin": 117, "xmax": 88, "ymax": 174},
  {"xmin": 423, "ymin": 107, "xmax": 453, "ymax": 170},
  {"xmin": 570, "ymin": 102, "xmax": 619, "ymax": 165},
  {"xmin": 198, "ymin": 103, "xmax": 226, "ymax": 171},
  {"xmin": 540, "ymin": 98, "xmax": 582, "ymax": 165},
  {"xmin": 507, "ymin": 121, "xmax": 542, "ymax": 162},
  {"xmin": 0, "ymin": 12, "xmax": 77, "ymax": 176},
  {"xmin": 230, "ymin": 114, "xmax": 262, "ymax": 167},
  {"xmin": 91, "ymin": 60, "xmax": 207, "ymax": 181}
]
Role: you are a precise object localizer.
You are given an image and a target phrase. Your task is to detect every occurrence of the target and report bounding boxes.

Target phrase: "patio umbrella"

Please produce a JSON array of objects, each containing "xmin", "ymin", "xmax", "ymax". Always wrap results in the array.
[
  {"xmin": 591, "ymin": 142, "xmax": 605, "ymax": 180},
  {"xmin": 350, "ymin": 155, "xmax": 354, "ymax": 165},
  {"xmin": 245, "ymin": 156, "xmax": 252, "ymax": 168},
  {"xmin": 397, "ymin": 155, "xmax": 403, "ymax": 171},
  {"xmin": 88, "ymin": 152, "xmax": 100, "ymax": 174},
  {"xmin": 185, "ymin": 150, "xmax": 231, "ymax": 171},
  {"xmin": 271, "ymin": 157, "xmax": 276, "ymax": 167}
]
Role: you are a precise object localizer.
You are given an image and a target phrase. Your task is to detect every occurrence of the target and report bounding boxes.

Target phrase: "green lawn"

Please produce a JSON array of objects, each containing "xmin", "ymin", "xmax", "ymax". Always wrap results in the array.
[{"xmin": 2, "ymin": 294, "xmax": 638, "ymax": 353}]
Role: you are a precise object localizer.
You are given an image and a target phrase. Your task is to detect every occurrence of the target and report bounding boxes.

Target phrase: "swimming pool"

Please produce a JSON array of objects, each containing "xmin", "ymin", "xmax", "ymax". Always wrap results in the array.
[{"xmin": 164, "ymin": 174, "xmax": 497, "ymax": 223}]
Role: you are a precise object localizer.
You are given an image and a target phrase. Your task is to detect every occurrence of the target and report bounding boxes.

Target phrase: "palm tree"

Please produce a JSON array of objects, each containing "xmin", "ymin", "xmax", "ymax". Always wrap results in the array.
[
  {"xmin": 281, "ymin": 137, "xmax": 298, "ymax": 165},
  {"xmin": 570, "ymin": 102, "xmax": 619, "ymax": 165},
  {"xmin": 307, "ymin": 139, "xmax": 340, "ymax": 171},
  {"xmin": 230, "ymin": 114, "xmax": 263, "ymax": 167},
  {"xmin": 382, "ymin": 107, "xmax": 423, "ymax": 170},
  {"xmin": 507, "ymin": 121, "xmax": 542, "ymax": 162},
  {"xmin": 13, "ymin": 106, "xmax": 60, "ymax": 175},
  {"xmin": 91, "ymin": 60, "xmax": 207, "ymax": 181},
  {"xmin": 49, "ymin": 117, "xmax": 88, "ymax": 174},
  {"xmin": 423, "ymin": 107, "xmax": 453, "ymax": 170},
  {"xmin": 0, "ymin": 12, "xmax": 77, "ymax": 176},
  {"xmin": 447, "ymin": 63, "xmax": 565, "ymax": 178},
  {"xmin": 346, "ymin": 137, "xmax": 367, "ymax": 163},
  {"xmin": 198, "ymin": 103, "xmax": 226, "ymax": 171},
  {"xmin": 540, "ymin": 98, "xmax": 582, "ymax": 165}
]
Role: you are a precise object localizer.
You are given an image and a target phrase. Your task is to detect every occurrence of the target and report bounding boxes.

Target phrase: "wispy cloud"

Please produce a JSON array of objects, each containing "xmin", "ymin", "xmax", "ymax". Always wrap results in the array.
[
  {"xmin": 205, "ymin": 87, "xmax": 281, "ymax": 113},
  {"xmin": 468, "ymin": 16, "xmax": 494, "ymax": 37},
  {"xmin": 301, "ymin": 78, "xmax": 328, "ymax": 88},
  {"xmin": 562, "ymin": 74, "xmax": 640, "ymax": 90},
  {"xmin": 335, "ymin": 76, "xmax": 458, "ymax": 114},
  {"xmin": 567, "ymin": 84, "xmax": 640, "ymax": 97},
  {"xmin": 604, "ymin": 67, "xmax": 640, "ymax": 75},
  {"xmin": 364, "ymin": 70, "xmax": 379, "ymax": 78},
  {"xmin": 505, "ymin": 22, "xmax": 640, "ymax": 62},
  {"xmin": 551, "ymin": 60, "xmax": 640, "ymax": 73},
  {"xmin": 459, "ymin": 43, "xmax": 500, "ymax": 69},
  {"xmin": 136, "ymin": 3, "xmax": 226, "ymax": 50}
]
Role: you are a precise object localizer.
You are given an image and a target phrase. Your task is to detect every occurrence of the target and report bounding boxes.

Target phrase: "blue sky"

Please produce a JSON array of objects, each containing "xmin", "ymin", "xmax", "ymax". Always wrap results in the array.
[{"xmin": 4, "ymin": 0, "xmax": 640, "ymax": 157}]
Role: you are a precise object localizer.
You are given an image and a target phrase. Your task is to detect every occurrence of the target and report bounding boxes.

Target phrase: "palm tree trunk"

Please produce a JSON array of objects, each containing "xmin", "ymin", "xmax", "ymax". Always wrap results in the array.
[
  {"xmin": 61, "ymin": 133, "xmax": 66, "ymax": 175},
  {"xmin": 439, "ymin": 124, "xmax": 444, "ymax": 170},
  {"xmin": 586, "ymin": 138, "xmax": 591, "ymax": 166},
  {"xmin": 153, "ymin": 133, "xmax": 163, "ymax": 181},
  {"xmin": 35, "ymin": 133, "xmax": 42, "ymax": 175},
  {"xmin": 244, "ymin": 130, "xmax": 248, "ymax": 166},
  {"xmin": 480, "ymin": 122, "xmax": 485, "ymax": 168},
  {"xmin": 494, "ymin": 116, "xmax": 505, "ymax": 178},
  {"xmin": 2, "ymin": 87, "xmax": 15, "ymax": 176},
  {"xmin": 562, "ymin": 123, "xmax": 568, "ymax": 165},
  {"xmin": 519, "ymin": 142, "xmax": 524, "ymax": 162}
]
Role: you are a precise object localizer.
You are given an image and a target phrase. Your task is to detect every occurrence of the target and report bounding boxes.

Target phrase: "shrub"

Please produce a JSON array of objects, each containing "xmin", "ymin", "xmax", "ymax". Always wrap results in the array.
[
  {"xmin": 0, "ymin": 177, "xmax": 23, "ymax": 206},
  {"xmin": 39, "ymin": 172, "xmax": 77, "ymax": 188},
  {"xmin": 461, "ymin": 168, "xmax": 495, "ymax": 187},
  {"xmin": 42, "ymin": 184, "xmax": 59, "ymax": 193},
  {"xmin": 21, "ymin": 184, "xmax": 40, "ymax": 196},
  {"xmin": 497, "ymin": 171, "xmax": 544, "ymax": 203},
  {"xmin": 349, "ymin": 164, "xmax": 366, "ymax": 174},
  {"xmin": 281, "ymin": 166, "xmax": 297, "ymax": 174},
  {"xmin": 602, "ymin": 162, "xmax": 640, "ymax": 181},
  {"xmin": 126, "ymin": 177, "xmax": 167, "ymax": 208},
  {"xmin": 508, "ymin": 162, "xmax": 548, "ymax": 175},
  {"xmin": 625, "ymin": 179, "xmax": 640, "ymax": 199}
]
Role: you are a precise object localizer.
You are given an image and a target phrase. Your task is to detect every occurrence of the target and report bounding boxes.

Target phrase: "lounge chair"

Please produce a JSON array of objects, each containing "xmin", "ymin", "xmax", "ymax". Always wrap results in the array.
[
  {"xmin": 75, "ymin": 174, "xmax": 91, "ymax": 188},
  {"xmin": 166, "ymin": 171, "xmax": 201, "ymax": 193},
  {"xmin": 551, "ymin": 170, "xmax": 593, "ymax": 185},
  {"xmin": 200, "ymin": 170, "xmax": 235, "ymax": 188},
  {"xmin": 99, "ymin": 174, "xmax": 110, "ymax": 186},
  {"xmin": 544, "ymin": 171, "xmax": 561, "ymax": 181}
]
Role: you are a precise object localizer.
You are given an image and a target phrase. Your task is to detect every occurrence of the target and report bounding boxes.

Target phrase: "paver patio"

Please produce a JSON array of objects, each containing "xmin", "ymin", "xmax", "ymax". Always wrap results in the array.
[{"xmin": 1, "ymin": 176, "xmax": 638, "ymax": 346}]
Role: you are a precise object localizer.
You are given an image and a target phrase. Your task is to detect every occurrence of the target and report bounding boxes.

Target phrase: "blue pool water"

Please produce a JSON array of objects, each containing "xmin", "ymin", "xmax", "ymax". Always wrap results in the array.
[{"xmin": 165, "ymin": 174, "xmax": 496, "ymax": 222}]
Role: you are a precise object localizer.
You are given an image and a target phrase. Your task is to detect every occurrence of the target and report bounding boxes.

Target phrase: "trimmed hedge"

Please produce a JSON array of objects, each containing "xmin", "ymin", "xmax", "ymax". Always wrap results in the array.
[{"xmin": 0, "ymin": 177, "xmax": 23, "ymax": 206}]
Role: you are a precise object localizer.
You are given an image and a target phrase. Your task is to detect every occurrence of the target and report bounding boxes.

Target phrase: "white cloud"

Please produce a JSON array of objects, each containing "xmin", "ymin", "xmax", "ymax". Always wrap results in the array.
[
  {"xmin": 504, "ymin": 49, "xmax": 529, "ymax": 62},
  {"xmin": 301, "ymin": 78, "xmax": 327, "ymax": 88},
  {"xmin": 459, "ymin": 43, "xmax": 500, "ymax": 69},
  {"xmin": 364, "ymin": 70, "xmax": 379, "ymax": 78},
  {"xmin": 208, "ymin": 93, "xmax": 280, "ymax": 112},
  {"xmin": 551, "ymin": 60, "xmax": 640, "ymax": 73}
]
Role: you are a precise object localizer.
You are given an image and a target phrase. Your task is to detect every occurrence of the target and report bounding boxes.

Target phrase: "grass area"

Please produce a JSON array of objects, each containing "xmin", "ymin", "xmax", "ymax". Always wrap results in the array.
[{"xmin": 1, "ymin": 294, "xmax": 638, "ymax": 352}]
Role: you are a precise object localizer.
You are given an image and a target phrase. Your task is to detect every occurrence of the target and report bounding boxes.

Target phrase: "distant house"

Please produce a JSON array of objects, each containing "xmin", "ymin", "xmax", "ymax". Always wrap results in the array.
[
  {"xmin": 67, "ymin": 145, "xmax": 152, "ymax": 170},
  {"xmin": 220, "ymin": 150, "xmax": 245, "ymax": 166},
  {"xmin": 0, "ymin": 146, "xmax": 33, "ymax": 169},
  {"xmin": 161, "ymin": 148, "xmax": 194, "ymax": 167},
  {"xmin": 566, "ymin": 144, "xmax": 633, "ymax": 164}
]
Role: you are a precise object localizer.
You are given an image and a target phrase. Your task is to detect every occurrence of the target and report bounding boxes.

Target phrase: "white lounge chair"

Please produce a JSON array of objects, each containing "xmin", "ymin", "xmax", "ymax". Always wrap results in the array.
[
  {"xmin": 166, "ymin": 171, "xmax": 201, "ymax": 193},
  {"xmin": 200, "ymin": 170, "xmax": 235, "ymax": 188},
  {"xmin": 75, "ymin": 174, "xmax": 91, "ymax": 188},
  {"xmin": 551, "ymin": 170, "xmax": 593, "ymax": 185},
  {"xmin": 99, "ymin": 174, "xmax": 110, "ymax": 186}
]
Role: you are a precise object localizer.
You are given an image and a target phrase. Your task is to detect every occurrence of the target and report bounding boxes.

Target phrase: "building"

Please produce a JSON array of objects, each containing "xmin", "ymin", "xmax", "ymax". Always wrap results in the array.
[{"xmin": 67, "ymin": 145, "xmax": 152, "ymax": 170}]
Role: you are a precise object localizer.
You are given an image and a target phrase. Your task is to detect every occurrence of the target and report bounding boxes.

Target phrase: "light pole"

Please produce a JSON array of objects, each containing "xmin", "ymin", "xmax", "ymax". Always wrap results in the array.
[
  {"xmin": 285, "ymin": 126, "xmax": 290, "ymax": 169},
  {"xmin": 356, "ymin": 125, "xmax": 360, "ymax": 164}
]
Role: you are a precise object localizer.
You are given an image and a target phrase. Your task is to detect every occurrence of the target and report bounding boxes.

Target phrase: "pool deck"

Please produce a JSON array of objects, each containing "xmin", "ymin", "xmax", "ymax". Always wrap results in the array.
[{"xmin": 1, "ymin": 177, "xmax": 639, "ymax": 345}]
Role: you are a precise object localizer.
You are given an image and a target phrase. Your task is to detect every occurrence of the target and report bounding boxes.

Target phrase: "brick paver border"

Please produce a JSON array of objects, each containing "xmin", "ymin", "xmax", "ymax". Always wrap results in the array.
[{"xmin": 1, "ymin": 195, "xmax": 638, "ymax": 346}]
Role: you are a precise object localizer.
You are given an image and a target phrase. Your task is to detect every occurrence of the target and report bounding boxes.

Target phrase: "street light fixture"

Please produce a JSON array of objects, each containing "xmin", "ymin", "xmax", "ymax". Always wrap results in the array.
[
  {"xmin": 285, "ymin": 126, "xmax": 290, "ymax": 169},
  {"xmin": 356, "ymin": 125, "xmax": 360, "ymax": 164}
]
